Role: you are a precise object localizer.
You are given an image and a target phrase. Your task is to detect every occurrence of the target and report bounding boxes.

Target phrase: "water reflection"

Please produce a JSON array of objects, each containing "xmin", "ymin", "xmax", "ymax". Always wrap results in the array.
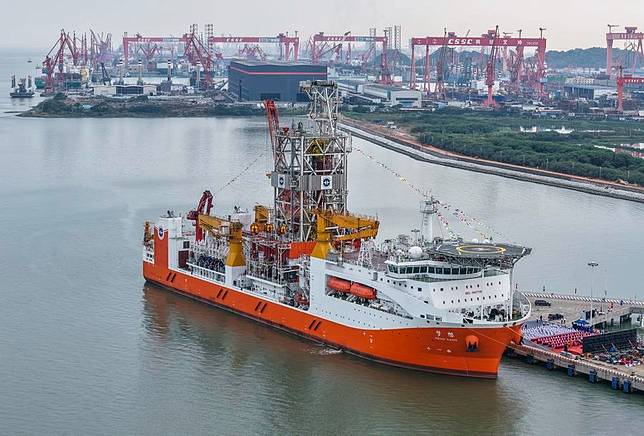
[{"xmin": 141, "ymin": 283, "xmax": 522, "ymax": 434}]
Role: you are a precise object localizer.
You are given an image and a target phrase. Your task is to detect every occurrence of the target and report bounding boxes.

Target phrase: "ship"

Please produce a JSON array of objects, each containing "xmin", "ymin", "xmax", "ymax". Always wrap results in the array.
[
  {"xmin": 142, "ymin": 80, "xmax": 532, "ymax": 378},
  {"xmin": 10, "ymin": 75, "xmax": 35, "ymax": 98}
]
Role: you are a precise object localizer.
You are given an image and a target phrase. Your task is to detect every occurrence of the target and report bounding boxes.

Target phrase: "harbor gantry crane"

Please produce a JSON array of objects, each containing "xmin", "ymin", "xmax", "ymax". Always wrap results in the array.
[{"xmin": 616, "ymin": 66, "xmax": 644, "ymax": 112}]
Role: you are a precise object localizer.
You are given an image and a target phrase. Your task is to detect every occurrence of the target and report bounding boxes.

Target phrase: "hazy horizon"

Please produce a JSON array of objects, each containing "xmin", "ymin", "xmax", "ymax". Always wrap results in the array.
[{"xmin": 2, "ymin": 0, "xmax": 643, "ymax": 52}]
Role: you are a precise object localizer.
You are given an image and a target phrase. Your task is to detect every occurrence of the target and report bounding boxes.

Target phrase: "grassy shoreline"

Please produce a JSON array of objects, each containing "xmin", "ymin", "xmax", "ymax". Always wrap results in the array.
[{"xmin": 344, "ymin": 109, "xmax": 644, "ymax": 186}]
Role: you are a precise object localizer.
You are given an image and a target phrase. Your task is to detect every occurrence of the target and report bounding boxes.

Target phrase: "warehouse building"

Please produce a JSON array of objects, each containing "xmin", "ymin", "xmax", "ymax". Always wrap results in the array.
[
  {"xmin": 228, "ymin": 60, "xmax": 327, "ymax": 102},
  {"xmin": 361, "ymin": 84, "xmax": 422, "ymax": 108}
]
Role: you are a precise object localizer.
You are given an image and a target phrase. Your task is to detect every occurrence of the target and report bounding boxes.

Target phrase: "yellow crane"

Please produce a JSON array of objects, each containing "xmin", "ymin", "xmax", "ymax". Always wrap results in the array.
[
  {"xmin": 311, "ymin": 209, "xmax": 379, "ymax": 259},
  {"xmin": 198, "ymin": 214, "xmax": 245, "ymax": 267}
]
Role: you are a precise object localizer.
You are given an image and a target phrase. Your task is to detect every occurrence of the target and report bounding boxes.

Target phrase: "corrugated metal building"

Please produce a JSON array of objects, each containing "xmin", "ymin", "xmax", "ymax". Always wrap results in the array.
[{"xmin": 228, "ymin": 60, "xmax": 327, "ymax": 102}]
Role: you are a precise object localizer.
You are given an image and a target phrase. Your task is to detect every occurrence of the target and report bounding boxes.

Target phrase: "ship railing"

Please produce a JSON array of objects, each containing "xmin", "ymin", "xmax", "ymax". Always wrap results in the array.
[
  {"xmin": 142, "ymin": 247, "xmax": 154, "ymax": 263},
  {"xmin": 188, "ymin": 263, "xmax": 225, "ymax": 284},
  {"xmin": 512, "ymin": 291, "xmax": 531, "ymax": 320}
]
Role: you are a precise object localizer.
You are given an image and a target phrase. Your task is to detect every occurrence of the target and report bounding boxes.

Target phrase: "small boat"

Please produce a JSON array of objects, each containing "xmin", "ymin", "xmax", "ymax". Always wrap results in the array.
[{"xmin": 9, "ymin": 75, "xmax": 35, "ymax": 98}]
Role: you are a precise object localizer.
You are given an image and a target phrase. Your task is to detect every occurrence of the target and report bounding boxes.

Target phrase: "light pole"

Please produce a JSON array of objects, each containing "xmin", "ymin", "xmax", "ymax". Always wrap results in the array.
[{"xmin": 588, "ymin": 261, "xmax": 598, "ymax": 329}]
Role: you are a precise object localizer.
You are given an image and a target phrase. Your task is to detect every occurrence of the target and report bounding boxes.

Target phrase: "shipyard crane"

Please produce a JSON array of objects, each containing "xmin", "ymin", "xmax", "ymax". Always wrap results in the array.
[
  {"xmin": 264, "ymin": 100, "xmax": 280, "ymax": 158},
  {"xmin": 187, "ymin": 190, "xmax": 213, "ymax": 241},
  {"xmin": 311, "ymin": 209, "xmax": 379, "ymax": 260},
  {"xmin": 435, "ymin": 29, "xmax": 449, "ymax": 100},
  {"xmin": 616, "ymin": 66, "xmax": 644, "ymax": 112},
  {"xmin": 484, "ymin": 26, "xmax": 500, "ymax": 107},
  {"xmin": 43, "ymin": 29, "xmax": 80, "ymax": 93},
  {"xmin": 184, "ymin": 31, "xmax": 214, "ymax": 89}
]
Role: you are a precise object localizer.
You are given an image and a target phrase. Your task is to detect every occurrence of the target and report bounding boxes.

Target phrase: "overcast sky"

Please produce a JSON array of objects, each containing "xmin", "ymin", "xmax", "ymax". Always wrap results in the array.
[{"xmin": 3, "ymin": 0, "xmax": 643, "ymax": 51}]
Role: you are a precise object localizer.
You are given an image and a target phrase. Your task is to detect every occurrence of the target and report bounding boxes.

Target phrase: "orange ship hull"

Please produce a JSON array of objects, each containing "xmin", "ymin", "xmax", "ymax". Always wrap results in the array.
[{"xmin": 144, "ymin": 232, "xmax": 522, "ymax": 378}]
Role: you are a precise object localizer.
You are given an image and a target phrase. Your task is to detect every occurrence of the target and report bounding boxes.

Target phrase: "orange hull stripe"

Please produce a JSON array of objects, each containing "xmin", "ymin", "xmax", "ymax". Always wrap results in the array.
[{"xmin": 144, "ymin": 261, "xmax": 519, "ymax": 378}]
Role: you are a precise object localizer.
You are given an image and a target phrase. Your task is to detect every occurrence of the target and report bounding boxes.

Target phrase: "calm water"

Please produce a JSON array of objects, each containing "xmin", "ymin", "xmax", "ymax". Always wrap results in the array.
[{"xmin": 1, "ymin": 51, "xmax": 643, "ymax": 435}]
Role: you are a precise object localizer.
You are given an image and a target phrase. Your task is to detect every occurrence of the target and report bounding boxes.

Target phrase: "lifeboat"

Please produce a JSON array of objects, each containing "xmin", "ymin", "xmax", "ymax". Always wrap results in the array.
[
  {"xmin": 350, "ymin": 283, "xmax": 377, "ymax": 300},
  {"xmin": 327, "ymin": 277, "xmax": 351, "ymax": 293}
]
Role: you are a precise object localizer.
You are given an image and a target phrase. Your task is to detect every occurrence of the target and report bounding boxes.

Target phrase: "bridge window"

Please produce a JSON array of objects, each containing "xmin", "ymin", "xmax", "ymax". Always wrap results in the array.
[
  {"xmin": 444, "ymin": 268, "xmax": 451, "ymax": 275},
  {"xmin": 428, "ymin": 267, "xmax": 435, "ymax": 273},
  {"xmin": 413, "ymin": 267, "xmax": 420, "ymax": 274},
  {"xmin": 452, "ymin": 268, "xmax": 460, "ymax": 274},
  {"xmin": 435, "ymin": 267, "xmax": 442, "ymax": 274},
  {"xmin": 460, "ymin": 268, "xmax": 467, "ymax": 274},
  {"xmin": 420, "ymin": 266, "xmax": 427, "ymax": 273}
]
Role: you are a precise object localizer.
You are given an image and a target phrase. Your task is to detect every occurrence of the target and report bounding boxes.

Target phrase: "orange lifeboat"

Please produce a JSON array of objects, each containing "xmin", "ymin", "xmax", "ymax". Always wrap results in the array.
[
  {"xmin": 327, "ymin": 277, "xmax": 351, "ymax": 293},
  {"xmin": 350, "ymin": 283, "xmax": 377, "ymax": 300}
]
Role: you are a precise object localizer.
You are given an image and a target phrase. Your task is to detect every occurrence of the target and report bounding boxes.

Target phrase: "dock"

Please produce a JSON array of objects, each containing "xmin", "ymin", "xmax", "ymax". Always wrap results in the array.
[
  {"xmin": 509, "ymin": 292, "xmax": 644, "ymax": 393},
  {"xmin": 524, "ymin": 291, "xmax": 644, "ymax": 328}
]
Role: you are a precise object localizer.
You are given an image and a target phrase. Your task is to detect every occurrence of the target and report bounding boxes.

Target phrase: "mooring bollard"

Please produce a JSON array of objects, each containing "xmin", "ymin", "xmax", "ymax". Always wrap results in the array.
[
  {"xmin": 567, "ymin": 364, "xmax": 575, "ymax": 377},
  {"xmin": 588, "ymin": 370, "xmax": 597, "ymax": 383},
  {"xmin": 546, "ymin": 358, "xmax": 554, "ymax": 370},
  {"xmin": 611, "ymin": 376, "xmax": 619, "ymax": 390}
]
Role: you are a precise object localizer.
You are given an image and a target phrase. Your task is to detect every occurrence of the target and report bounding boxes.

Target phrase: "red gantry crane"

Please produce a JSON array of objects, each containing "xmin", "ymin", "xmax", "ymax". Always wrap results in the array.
[
  {"xmin": 616, "ymin": 67, "xmax": 644, "ymax": 112},
  {"xmin": 311, "ymin": 32, "xmax": 391, "ymax": 84},
  {"xmin": 606, "ymin": 25, "xmax": 644, "ymax": 77},
  {"xmin": 410, "ymin": 27, "xmax": 547, "ymax": 99},
  {"xmin": 208, "ymin": 33, "xmax": 299, "ymax": 62}
]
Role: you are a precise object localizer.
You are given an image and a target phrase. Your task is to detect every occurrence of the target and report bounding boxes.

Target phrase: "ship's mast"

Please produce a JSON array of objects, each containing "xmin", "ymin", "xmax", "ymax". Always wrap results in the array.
[
  {"xmin": 271, "ymin": 80, "xmax": 350, "ymax": 242},
  {"xmin": 420, "ymin": 196, "xmax": 438, "ymax": 243}
]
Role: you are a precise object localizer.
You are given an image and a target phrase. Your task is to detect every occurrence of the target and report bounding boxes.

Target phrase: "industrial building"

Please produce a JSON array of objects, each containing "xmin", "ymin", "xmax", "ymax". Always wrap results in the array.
[
  {"xmin": 92, "ymin": 84, "xmax": 157, "ymax": 96},
  {"xmin": 563, "ymin": 84, "xmax": 614, "ymax": 100},
  {"xmin": 362, "ymin": 84, "xmax": 422, "ymax": 108},
  {"xmin": 228, "ymin": 60, "xmax": 327, "ymax": 102}
]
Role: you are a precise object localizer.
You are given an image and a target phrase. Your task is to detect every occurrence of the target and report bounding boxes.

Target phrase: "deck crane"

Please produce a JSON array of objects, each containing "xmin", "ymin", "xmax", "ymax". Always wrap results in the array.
[
  {"xmin": 197, "ymin": 214, "xmax": 245, "ymax": 267},
  {"xmin": 311, "ymin": 209, "xmax": 379, "ymax": 260},
  {"xmin": 484, "ymin": 26, "xmax": 500, "ymax": 107},
  {"xmin": 187, "ymin": 190, "xmax": 213, "ymax": 241}
]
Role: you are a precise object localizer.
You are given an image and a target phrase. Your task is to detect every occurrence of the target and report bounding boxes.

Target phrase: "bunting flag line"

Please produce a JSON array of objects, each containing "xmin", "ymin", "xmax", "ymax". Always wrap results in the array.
[{"xmin": 354, "ymin": 145, "xmax": 515, "ymax": 243}]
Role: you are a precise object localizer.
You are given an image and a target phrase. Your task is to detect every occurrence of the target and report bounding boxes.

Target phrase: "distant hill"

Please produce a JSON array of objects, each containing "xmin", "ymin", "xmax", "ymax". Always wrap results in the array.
[
  {"xmin": 372, "ymin": 47, "xmax": 630, "ymax": 70},
  {"xmin": 545, "ymin": 47, "xmax": 627, "ymax": 69}
]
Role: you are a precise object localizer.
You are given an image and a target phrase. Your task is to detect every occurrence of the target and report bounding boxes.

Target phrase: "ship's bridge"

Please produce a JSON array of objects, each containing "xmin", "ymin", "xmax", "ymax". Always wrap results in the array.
[{"xmin": 385, "ymin": 260, "xmax": 485, "ymax": 282}]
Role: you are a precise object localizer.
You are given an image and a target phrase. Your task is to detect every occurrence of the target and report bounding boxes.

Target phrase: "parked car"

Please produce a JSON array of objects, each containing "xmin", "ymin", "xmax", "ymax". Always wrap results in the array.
[{"xmin": 534, "ymin": 299, "xmax": 552, "ymax": 307}]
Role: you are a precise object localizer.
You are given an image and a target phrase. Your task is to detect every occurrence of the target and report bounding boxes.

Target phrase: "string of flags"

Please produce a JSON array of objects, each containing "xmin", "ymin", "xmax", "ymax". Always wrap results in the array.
[
  {"xmin": 213, "ymin": 151, "xmax": 266, "ymax": 197},
  {"xmin": 354, "ymin": 145, "xmax": 514, "ymax": 243}
]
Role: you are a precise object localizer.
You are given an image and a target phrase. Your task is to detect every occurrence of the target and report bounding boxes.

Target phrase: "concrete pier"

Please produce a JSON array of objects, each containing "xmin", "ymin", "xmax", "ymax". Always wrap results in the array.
[
  {"xmin": 510, "ymin": 292, "xmax": 644, "ymax": 393},
  {"xmin": 523, "ymin": 291, "xmax": 644, "ymax": 329}
]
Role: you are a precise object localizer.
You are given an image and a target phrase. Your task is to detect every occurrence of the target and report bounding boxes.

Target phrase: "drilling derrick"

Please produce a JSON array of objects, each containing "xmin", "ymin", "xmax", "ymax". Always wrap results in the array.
[{"xmin": 270, "ymin": 81, "xmax": 350, "ymax": 242}]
